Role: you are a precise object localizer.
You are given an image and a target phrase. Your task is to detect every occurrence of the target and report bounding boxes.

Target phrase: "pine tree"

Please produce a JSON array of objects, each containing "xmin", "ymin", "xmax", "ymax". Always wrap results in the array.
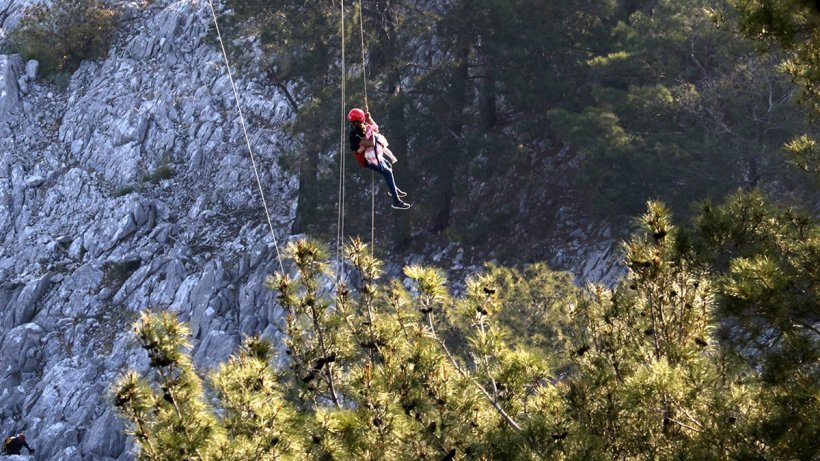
[
  {"xmin": 209, "ymin": 337, "xmax": 297, "ymax": 459},
  {"xmin": 561, "ymin": 202, "xmax": 747, "ymax": 458},
  {"xmin": 114, "ymin": 239, "xmax": 578, "ymax": 459},
  {"xmin": 685, "ymin": 190, "xmax": 820, "ymax": 459},
  {"xmin": 114, "ymin": 312, "xmax": 223, "ymax": 461},
  {"xmin": 114, "ymin": 199, "xmax": 817, "ymax": 459},
  {"xmin": 732, "ymin": 0, "xmax": 820, "ymax": 114}
]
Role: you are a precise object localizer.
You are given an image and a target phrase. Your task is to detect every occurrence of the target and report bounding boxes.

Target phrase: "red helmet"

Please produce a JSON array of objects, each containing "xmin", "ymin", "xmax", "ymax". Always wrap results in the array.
[{"xmin": 348, "ymin": 108, "xmax": 365, "ymax": 122}]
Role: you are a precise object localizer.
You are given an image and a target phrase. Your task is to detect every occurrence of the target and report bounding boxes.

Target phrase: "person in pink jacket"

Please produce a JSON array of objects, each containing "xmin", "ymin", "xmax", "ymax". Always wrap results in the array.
[{"xmin": 348, "ymin": 108, "xmax": 410, "ymax": 210}]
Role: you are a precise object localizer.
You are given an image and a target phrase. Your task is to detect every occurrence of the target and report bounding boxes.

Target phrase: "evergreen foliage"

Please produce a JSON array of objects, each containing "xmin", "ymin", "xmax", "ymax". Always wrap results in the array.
[
  {"xmin": 732, "ymin": 0, "xmax": 820, "ymax": 114},
  {"xmin": 224, "ymin": 0, "xmax": 816, "ymax": 250},
  {"xmin": 550, "ymin": 0, "xmax": 814, "ymax": 218},
  {"xmin": 784, "ymin": 134, "xmax": 820, "ymax": 174},
  {"xmin": 731, "ymin": 0, "xmax": 820, "ymax": 180},
  {"xmin": 114, "ymin": 195, "xmax": 818, "ymax": 460},
  {"xmin": 114, "ymin": 312, "xmax": 222, "ymax": 460},
  {"xmin": 11, "ymin": 0, "xmax": 117, "ymax": 77},
  {"xmin": 684, "ymin": 191, "xmax": 820, "ymax": 458}
]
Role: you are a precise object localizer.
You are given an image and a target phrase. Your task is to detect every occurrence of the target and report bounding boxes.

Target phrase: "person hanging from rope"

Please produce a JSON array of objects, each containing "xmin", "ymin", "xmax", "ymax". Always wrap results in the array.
[{"xmin": 348, "ymin": 107, "xmax": 411, "ymax": 210}]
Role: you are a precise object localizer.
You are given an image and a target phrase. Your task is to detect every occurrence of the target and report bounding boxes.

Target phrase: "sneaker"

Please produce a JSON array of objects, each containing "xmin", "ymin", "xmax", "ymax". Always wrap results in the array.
[
  {"xmin": 391, "ymin": 201, "xmax": 411, "ymax": 210},
  {"xmin": 388, "ymin": 189, "xmax": 408, "ymax": 198}
]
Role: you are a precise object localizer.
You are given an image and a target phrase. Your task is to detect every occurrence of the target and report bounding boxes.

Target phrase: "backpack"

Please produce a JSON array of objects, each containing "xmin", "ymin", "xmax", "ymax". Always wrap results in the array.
[
  {"xmin": 354, "ymin": 150, "xmax": 366, "ymax": 167},
  {"xmin": 2, "ymin": 436, "xmax": 14, "ymax": 453}
]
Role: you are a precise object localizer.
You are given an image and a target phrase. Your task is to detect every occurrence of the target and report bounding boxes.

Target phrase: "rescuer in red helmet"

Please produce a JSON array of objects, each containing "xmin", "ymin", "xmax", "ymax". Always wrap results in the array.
[{"xmin": 348, "ymin": 107, "xmax": 410, "ymax": 210}]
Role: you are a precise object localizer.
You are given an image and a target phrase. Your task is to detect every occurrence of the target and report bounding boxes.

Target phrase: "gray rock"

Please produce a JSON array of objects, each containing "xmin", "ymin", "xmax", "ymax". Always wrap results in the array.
[
  {"xmin": 24, "ymin": 60, "xmax": 38, "ymax": 81},
  {"xmin": 0, "ymin": 0, "xmax": 39, "ymax": 31},
  {"xmin": 0, "ymin": 323, "xmax": 44, "ymax": 375},
  {"xmin": 0, "ymin": 54, "xmax": 23, "ymax": 118},
  {"xmin": 24, "ymin": 175, "xmax": 44, "ymax": 188},
  {"xmin": 80, "ymin": 410, "xmax": 126, "ymax": 458},
  {"xmin": 11, "ymin": 274, "xmax": 50, "ymax": 325}
]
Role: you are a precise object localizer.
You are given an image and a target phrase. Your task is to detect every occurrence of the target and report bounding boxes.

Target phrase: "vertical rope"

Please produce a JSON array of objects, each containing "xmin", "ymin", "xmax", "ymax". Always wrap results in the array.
[
  {"xmin": 206, "ymin": 0, "xmax": 284, "ymax": 274},
  {"xmin": 336, "ymin": 0, "xmax": 347, "ymax": 279},
  {"xmin": 359, "ymin": 0, "xmax": 375, "ymax": 256},
  {"xmin": 358, "ymin": 0, "xmax": 368, "ymax": 110}
]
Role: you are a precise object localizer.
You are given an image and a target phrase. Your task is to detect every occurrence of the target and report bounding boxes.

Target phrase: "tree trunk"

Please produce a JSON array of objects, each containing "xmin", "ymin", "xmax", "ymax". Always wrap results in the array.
[
  {"xmin": 292, "ymin": 146, "xmax": 319, "ymax": 234},
  {"xmin": 477, "ymin": 45, "xmax": 497, "ymax": 131},
  {"xmin": 431, "ymin": 45, "xmax": 469, "ymax": 233}
]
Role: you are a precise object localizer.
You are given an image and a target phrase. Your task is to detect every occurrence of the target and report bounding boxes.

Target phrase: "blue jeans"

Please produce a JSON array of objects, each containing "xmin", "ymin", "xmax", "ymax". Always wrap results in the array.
[{"xmin": 366, "ymin": 159, "xmax": 400, "ymax": 203}]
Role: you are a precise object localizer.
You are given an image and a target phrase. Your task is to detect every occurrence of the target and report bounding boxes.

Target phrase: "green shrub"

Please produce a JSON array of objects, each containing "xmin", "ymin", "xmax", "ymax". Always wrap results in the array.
[
  {"xmin": 114, "ymin": 185, "xmax": 136, "ymax": 197},
  {"xmin": 143, "ymin": 159, "xmax": 174, "ymax": 184},
  {"xmin": 44, "ymin": 71, "xmax": 72, "ymax": 91},
  {"xmin": 11, "ymin": 0, "xmax": 117, "ymax": 77}
]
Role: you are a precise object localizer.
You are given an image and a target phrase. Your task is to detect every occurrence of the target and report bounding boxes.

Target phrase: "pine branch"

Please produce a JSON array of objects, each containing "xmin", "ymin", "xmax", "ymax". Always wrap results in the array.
[
  {"xmin": 306, "ymin": 299, "xmax": 341, "ymax": 408},
  {"xmin": 426, "ymin": 313, "xmax": 523, "ymax": 433},
  {"xmin": 667, "ymin": 417, "xmax": 703, "ymax": 434},
  {"xmin": 157, "ymin": 366, "xmax": 208, "ymax": 461},
  {"xmin": 648, "ymin": 287, "xmax": 662, "ymax": 360}
]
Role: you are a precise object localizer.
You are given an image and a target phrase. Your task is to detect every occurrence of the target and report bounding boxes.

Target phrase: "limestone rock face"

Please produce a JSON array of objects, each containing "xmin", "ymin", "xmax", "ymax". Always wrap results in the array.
[
  {"xmin": 0, "ymin": 0, "xmax": 40, "ymax": 32},
  {"xmin": 0, "ymin": 54, "xmax": 23, "ymax": 137},
  {"xmin": 0, "ymin": 1, "xmax": 296, "ymax": 459}
]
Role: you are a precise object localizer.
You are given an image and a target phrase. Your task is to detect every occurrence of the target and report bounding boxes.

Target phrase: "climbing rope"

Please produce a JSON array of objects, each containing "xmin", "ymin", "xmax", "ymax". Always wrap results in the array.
[
  {"xmin": 337, "ymin": 0, "xmax": 376, "ymax": 267},
  {"xmin": 358, "ymin": 0, "xmax": 376, "ymax": 256},
  {"xmin": 205, "ymin": 0, "xmax": 285, "ymax": 274},
  {"xmin": 358, "ymin": 0, "xmax": 368, "ymax": 110},
  {"xmin": 335, "ymin": 0, "xmax": 347, "ymax": 278}
]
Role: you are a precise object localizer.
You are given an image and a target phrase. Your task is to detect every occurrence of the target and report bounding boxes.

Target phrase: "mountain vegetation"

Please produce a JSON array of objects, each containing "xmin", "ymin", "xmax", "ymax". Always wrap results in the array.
[
  {"xmin": 114, "ymin": 196, "xmax": 818, "ymax": 460},
  {"xmin": 731, "ymin": 0, "xmax": 820, "ymax": 173},
  {"xmin": 10, "ymin": 0, "xmax": 117, "ymax": 77},
  {"xmin": 111, "ymin": 1, "xmax": 818, "ymax": 459},
  {"xmin": 222, "ymin": 0, "xmax": 816, "ymax": 252}
]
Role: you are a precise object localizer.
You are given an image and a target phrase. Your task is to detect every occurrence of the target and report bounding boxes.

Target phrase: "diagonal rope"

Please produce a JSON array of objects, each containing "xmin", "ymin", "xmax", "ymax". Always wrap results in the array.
[
  {"xmin": 206, "ymin": 0, "xmax": 284, "ymax": 274},
  {"xmin": 336, "ymin": 0, "xmax": 347, "ymax": 279}
]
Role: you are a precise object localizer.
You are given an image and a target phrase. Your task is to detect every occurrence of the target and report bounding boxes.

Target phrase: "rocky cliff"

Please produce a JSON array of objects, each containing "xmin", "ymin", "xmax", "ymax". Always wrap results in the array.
[
  {"xmin": 0, "ymin": 1, "xmax": 618, "ymax": 459},
  {"xmin": 0, "ymin": 1, "xmax": 299, "ymax": 458}
]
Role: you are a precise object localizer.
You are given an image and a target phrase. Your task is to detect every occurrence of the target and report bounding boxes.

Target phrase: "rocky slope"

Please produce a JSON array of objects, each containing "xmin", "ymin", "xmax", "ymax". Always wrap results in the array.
[
  {"xmin": 0, "ymin": 1, "xmax": 299, "ymax": 458},
  {"xmin": 0, "ymin": 1, "xmax": 618, "ymax": 459}
]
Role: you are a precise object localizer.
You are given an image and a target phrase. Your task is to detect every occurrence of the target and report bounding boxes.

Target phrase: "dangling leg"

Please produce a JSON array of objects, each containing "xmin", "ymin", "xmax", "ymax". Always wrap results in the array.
[
  {"xmin": 367, "ymin": 160, "xmax": 409, "ymax": 209},
  {"xmin": 377, "ymin": 147, "xmax": 406, "ymax": 197},
  {"xmin": 368, "ymin": 160, "xmax": 399, "ymax": 201}
]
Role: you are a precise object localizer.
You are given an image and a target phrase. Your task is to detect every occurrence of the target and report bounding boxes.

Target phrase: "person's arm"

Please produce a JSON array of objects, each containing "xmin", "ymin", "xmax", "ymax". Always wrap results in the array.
[
  {"xmin": 359, "ymin": 137, "xmax": 374, "ymax": 149},
  {"xmin": 24, "ymin": 441, "xmax": 33, "ymax": 453},
  {"xmin": 365, "ymin": 111, "xmax": 380, "ymax": 133}
]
